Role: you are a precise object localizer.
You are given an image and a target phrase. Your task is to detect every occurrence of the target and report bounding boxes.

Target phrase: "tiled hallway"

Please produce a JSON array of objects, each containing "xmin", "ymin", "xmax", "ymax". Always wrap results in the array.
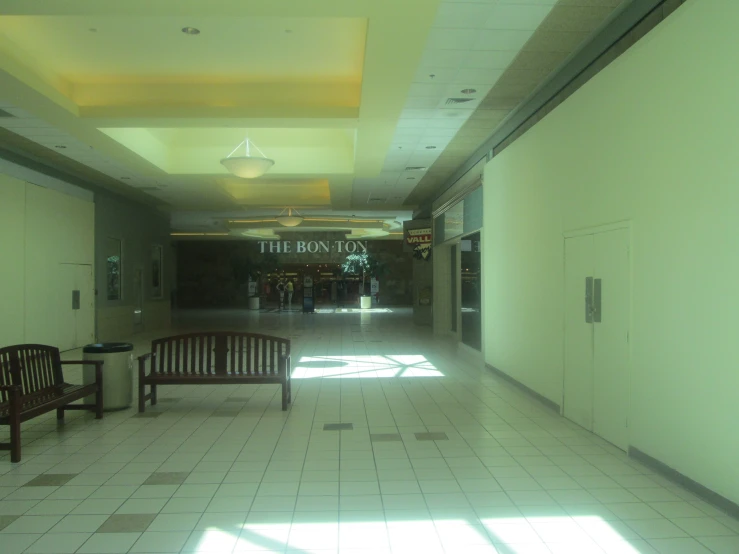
[{"xmin": 1, "ymin": 310, "xmax": 737, "ymax": 554}]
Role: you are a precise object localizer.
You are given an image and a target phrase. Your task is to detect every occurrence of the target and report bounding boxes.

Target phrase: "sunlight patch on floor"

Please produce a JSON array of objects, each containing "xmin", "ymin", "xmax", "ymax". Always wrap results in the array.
[
  {"xmin": 291, "ymin": 354, "xmax": 444, "ymax": 379},
  {"xmin": 194, "ymin": 516, "xmax": 645, "ymax": 553}
]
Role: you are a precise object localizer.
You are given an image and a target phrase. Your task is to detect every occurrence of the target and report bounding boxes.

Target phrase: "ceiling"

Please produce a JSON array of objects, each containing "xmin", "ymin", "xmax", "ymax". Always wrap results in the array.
[{"xmin": 0, "ymin": 0, "xmax": 628, "ymax": 236}]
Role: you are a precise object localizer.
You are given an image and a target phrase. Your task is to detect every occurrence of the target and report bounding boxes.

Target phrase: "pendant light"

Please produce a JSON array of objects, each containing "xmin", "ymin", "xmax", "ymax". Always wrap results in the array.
[
  {"xmin": 275, "ymin": 207, "xmax": 303, "ymax": 227},
  {"xmin": 220, "ymin": 136, "xmax": 274, "ymax": 178}
]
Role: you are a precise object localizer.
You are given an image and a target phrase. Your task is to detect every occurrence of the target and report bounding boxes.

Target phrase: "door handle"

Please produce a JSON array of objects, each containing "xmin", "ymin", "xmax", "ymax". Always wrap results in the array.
[
  {"xmin": 593, "ymin": 278, "xmax": 602, "ymax": 323},
  {"xmin": 585, "ymin": 277, "xmax": 593, "ymax": 323}
]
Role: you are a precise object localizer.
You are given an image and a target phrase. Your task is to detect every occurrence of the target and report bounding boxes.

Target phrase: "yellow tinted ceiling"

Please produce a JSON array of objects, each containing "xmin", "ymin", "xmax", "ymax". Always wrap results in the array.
[
  {"xmin": 0, "ymin": 16, "xmax": 366, "ymax": 84},
  {"xmin": 0, "ymin": 0, "xmax": 442, "ymax": 211}
]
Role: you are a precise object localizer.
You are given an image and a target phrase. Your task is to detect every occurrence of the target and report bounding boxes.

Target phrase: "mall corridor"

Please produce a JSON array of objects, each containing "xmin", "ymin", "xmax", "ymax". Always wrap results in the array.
[{"xmin": 0, "ymin": 310, "xmax": 737, "ymax": 554}]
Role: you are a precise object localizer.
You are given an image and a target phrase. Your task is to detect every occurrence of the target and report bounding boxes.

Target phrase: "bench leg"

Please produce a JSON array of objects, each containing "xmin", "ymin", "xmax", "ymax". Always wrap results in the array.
[
  {"xmin": 95, "ymin": 384, "xmax": 104, "ymax": 420},
  {"xmin": 282, "ymin": 381, "xmax": 288, "ymax": 411},
  {"xmin": 57, "ymin": 408, "xmax": 65, "ymax": 421},
  {"xmin": 287, "ymin": 378, "xmax": 292, "ymax": 404},
  {"xmin": 150, "ymin": 385, "xmax": 157, "ymax": 406},
  {"xmin": 138, "ymin": 380, "xmax": 146, "ymax": 413},
  {"xmin": 9, "ymin": 415, "xmax": 21, "ymax": 463}
]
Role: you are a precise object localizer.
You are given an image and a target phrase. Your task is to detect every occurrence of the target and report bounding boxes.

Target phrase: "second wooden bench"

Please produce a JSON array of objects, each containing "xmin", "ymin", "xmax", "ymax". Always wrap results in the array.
[{"xmin": 138, "ymin": 332, "xmax": 291, "ymax": 412}]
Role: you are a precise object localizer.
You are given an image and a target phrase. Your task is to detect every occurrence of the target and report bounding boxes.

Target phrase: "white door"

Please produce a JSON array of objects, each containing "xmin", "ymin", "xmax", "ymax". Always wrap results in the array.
[
  {"xmin": 593, "ymin": 229, "xmax": 630, "ymax": 451},
  {"xmin": 75, "ymin": 264, "xmax": 95, "ymax": 347},
  {"xmin": 563, "ymin": 235, "xmax": 595, "ymax": 430},
  {"xmin": 58, "ymin": 263, "xmax": 95, "ymax": 351},
  {"xmin": 563, "ymin": 228, "xmax": 630, "ymax": 451},
  {"xmin": 58, "ymin": 264, "xmax": 77, "ymax": 351}
]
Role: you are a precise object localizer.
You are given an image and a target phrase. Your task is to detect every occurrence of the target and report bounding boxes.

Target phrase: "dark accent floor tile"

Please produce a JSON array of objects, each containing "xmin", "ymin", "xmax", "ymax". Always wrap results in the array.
[
  {"xmin": 224, "ymin": 397, "xmax": 250, "ymax": 402},
  {"xmin": 371, "ymin": 434, "xmax": 402, "ymax": 442},
  {"xmin": 143, "ymin": 472, "xmax": 190, "ymax": 486},
  {"xmin": 324, "ymin": 423, "xmax": 354, "ymax": 431},
  {"xmin": 0, "ymin": 515, "xmax": 20, "ymax": 531},
  {"xmin": 97, "ymin": 513, "xmax": 157, "ymax": 533},
  {"xmin": 23, "ymin": 473, "xmax": 77, "ymax": 487},
  {"xmin": 133, "ymin": 412, "xmax": 163, "ymax": 418},
  {"xmin": 415, "ymin": 432, "xmax": 448, "ymax": 441},
  {"xmin": 157, "ymin": 398, "xmax": 182, "ymax": 403}
]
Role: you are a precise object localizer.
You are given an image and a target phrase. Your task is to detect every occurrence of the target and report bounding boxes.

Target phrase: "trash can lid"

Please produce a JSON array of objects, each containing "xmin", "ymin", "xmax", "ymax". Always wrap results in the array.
[{"xmin": 83, "ymin": 342, "xmax": 134, "ymax": 353}]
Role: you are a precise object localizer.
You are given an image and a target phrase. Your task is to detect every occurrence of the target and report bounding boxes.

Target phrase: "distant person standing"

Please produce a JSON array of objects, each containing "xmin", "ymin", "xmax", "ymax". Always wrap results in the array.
[
  {"xmin": 276, "ymin": 279, "xmax": 286, "ymax": 311},
  {"xmin": 286, "ymin": 280, "xmax": 294, "ymax": 309}
]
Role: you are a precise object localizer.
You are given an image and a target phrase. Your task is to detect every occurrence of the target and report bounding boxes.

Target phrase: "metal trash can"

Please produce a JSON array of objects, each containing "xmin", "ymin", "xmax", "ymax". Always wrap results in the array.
[{"xmin": 83, "ymin": 342, "xmax": 134, "ymax": 411}]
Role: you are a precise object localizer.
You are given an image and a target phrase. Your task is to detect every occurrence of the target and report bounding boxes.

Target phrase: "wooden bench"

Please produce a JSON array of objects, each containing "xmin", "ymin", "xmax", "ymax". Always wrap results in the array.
[
  {"xmin": 0, "ymin": 344, "xmax": 103, "ymax": 463},
  {"xmin": 138, "ymin": 332, "xmax": 292, "ymax": 412}
]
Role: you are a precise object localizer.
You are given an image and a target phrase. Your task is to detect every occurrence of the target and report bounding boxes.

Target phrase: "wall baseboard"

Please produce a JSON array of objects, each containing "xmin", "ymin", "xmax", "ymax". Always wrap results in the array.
[
  {"xmin": 485, "ymin": 364, "xmax": 560, "ymax": 413},
  {"xmin": 629, "ymin": 447, "xmax": 739, "ymax": 519}
]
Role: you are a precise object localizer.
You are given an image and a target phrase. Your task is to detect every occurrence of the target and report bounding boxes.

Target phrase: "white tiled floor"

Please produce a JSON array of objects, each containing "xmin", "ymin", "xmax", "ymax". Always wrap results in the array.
[{"xmin": 1, "ymin": 308, "xmax": 738, "ymax": 553}]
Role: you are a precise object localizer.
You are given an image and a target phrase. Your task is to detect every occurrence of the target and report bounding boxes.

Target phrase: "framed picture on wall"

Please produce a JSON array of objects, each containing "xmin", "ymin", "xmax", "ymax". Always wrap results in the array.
[
  {"xmin": 106, "ymin": 237, "xmax": 122, "ymax": 300},
  {"xmin": 151, "ymin": 244, "xmax": 163, "ymax": 299}
]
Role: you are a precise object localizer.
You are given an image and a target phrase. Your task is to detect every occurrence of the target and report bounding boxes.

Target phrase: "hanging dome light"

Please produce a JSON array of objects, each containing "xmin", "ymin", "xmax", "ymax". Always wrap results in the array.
[
  {"xmin": 275, "ymin": 207, "xmax": 303, "ymax": 227},
  {"xmin": 220, "ymin": 137, "xmax": 274, "ymax": 178}
]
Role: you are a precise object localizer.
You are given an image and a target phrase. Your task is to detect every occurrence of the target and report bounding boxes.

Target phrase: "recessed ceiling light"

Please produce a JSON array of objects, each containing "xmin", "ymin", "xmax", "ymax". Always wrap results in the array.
[
  {"xmin": 54, "ymin": 145, "xmax": 66, "ymax": 149},
  {"xmin": 425, "ymin": 146, "xmax": 436, "ymax": 149},
  {"xmin": 407, "ymin": 177, "xmax": 416, "ymax": 180},
  {"xmin": 182, "ymin": 27, "xmax": 200, "ymax": 35},
  {"xmin": 461, "ymin": 88, "xmax": 476, "ymax": 94}
]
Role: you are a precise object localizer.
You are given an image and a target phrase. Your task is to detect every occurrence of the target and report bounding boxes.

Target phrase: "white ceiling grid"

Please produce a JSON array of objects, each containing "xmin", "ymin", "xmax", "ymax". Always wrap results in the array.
[{"xmin": 352, "ymin": 0, "xmax": 556, "ymax": 207}]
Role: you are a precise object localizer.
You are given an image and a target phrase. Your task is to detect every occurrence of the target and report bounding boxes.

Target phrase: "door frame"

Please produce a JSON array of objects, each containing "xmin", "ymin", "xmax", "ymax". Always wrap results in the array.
[{"xmin": 561, "ymin": 220, "xmax": 632, "ymax": 423}]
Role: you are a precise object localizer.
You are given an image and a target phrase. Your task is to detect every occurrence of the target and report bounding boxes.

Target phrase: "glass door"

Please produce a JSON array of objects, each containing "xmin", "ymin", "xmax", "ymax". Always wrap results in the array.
[{"xmin": 460, "ymin": 232, "xmax": 481, "ymax": 350}]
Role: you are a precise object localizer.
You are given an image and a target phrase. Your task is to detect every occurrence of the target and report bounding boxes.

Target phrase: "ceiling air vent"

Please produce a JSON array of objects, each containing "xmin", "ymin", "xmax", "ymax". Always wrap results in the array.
[
  {"xmin": 0, "ymin": 108, "xmax": 16, "ymax": 118},
  {"xmin": 445, "ymin": 97, "xmax": 474, "ymax": 105},
  {"xmin": 405, "ymin": 166, "xmax": 427, "ymax": 171},
  {"xmin": 367, "ymin": 198, "xmax": 386, "ymax": 203}
]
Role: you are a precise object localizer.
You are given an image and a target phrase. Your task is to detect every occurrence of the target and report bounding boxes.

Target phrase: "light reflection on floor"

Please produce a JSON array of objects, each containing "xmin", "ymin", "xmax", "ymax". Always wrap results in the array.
[
  {"xmin": 193, "ymin": 515, "xmax": 645, "ymax": 553},
  {"xmin": 291, "ymin": 355, "xmax": 444, "ymax": 379}
]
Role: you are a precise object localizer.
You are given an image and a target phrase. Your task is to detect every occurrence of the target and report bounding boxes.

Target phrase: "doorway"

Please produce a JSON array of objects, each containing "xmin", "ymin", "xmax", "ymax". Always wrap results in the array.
[
  {"xmin": 564, "ymin": 226, "xmax": 630, "ymax": 450},
  {"xmin": 460, "ymin": 232, "xmax": 482, "ymax": 350},
  {"xmin": 58, "ymin": 263, "xmax": 95, "ymax": 351}
]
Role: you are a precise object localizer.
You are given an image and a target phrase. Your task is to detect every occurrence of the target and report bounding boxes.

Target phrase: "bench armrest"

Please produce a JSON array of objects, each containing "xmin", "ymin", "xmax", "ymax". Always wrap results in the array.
[
  {"xmin": 61, "ymin": 360, "xmax": 103, "ymax": 388},
  {"xmin": 138, "ymin": 353, "xmax": 153, "ymax": 379},
  {"xmin": 0, "ymin": 384, "xmax": 22, "ymax": 393}
]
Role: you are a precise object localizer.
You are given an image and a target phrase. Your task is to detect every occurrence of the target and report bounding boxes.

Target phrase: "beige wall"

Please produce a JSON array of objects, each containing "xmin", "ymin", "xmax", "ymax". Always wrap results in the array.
[
  {"xmin": 0, "ymin": 174, "xmax": 94, "ymax": 347},
  {"xmin": 0, "ymin": 175, "xmax": 26, "ymax": 347},
  {"xmin": 483, "ymin": 0, "xmax": 739, "ymax": 504}
]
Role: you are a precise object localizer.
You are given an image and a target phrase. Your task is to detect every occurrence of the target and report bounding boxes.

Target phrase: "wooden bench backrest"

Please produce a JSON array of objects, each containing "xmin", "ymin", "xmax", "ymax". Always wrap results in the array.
[
  {"xmin": 148, "ymin": 332, "xmax": 290, "ymax": 376},
  {"xmin": 0, "ymin": 345, "xmax": 63, "ymax": 402}
]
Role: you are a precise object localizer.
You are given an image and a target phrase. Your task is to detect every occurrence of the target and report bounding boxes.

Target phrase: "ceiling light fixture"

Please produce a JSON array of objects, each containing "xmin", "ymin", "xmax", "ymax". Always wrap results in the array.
[
  {"xmin": 275, "ymin": 208, "xmax": 303, "ymax": 227},
  {"xmin": 182, "ymin": 27, "xmax": 200, "ymax": 35},
  {"xmin": 54, "ymin": 145, "xmax": 66, "ymax": 149},
  {"xmin": 461, "ymin": 88, "xmax": 476, "ymax": 94},
  {"xmin": 425, "ymin": 145, "xmax": 436, "ymax": 149},
  {"xmin": 220, "ymin": 136, "xmax": 275, "ymax": 178}
]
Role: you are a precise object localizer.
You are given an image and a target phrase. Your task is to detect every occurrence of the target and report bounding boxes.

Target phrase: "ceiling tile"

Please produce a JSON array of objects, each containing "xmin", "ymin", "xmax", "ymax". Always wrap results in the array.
[
  {"xmin": 404, "ymin": 96, "xmax": 443, "ymax": 109},
  {"xmin": 472, "ymin": 29, "xmax": 534, "ymax": 51},
  {"xmin": 426, "ymin": 28, "xmax": 477, "ymax": 51},
  {"xmin": 413, "ymin": 67, "xmax": 459, "ymax": 84},
  {"xmin": 400, "ymin": 108, "xmax": 438, "ymax": 119},
  {"xmin": 454, "ymin": 68, "xmax": 505, "ymax": 85},
  {"xmin": 396, "ymin": 118, "xmax": 431, "ymax": 129},
  {"xmin": 461, "ymin": 50, "xmax": 519, "ymax": 70},
  {"xmin": 485, "ymin": 4, "xmax": 553, "ymax": 31},
  {"xmin": 407, "ymin": 83, "xmax": 449, "ymax": 98},
  {"xmin": 419, "ymin": 49, "xmax": 468, "ymax": 68},
  {"xmin": 432, "ymin": 3, "xmax": 498, "ymax": 29}
]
